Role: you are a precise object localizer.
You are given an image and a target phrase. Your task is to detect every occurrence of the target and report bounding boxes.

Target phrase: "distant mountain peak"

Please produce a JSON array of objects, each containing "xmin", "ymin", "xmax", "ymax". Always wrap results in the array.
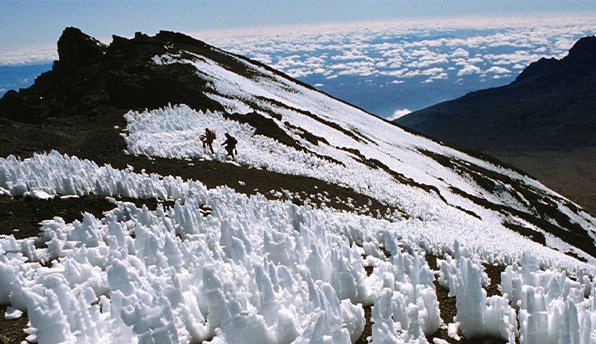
[
  {"xmin": 566, "ymin": 35, "xmax": 596, "ymax": 64},
  {"xmin": 515, "ymin": 35, "xmax": 596, "ymax": 84},
  {"xmin": 514, "ymin": 57, "xmax": 558, "ymax": 83}
]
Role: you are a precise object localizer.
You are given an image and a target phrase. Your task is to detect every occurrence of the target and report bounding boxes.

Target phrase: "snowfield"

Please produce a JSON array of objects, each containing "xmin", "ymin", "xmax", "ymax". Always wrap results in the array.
[{"xmin": 0, "ymin": 34, "xmax": 595, "ymax": 344}]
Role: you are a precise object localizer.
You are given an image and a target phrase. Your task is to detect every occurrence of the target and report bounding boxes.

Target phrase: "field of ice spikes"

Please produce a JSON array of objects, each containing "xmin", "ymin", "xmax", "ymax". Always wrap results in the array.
[{"xmin": 0, "ymin": 152, "xmax": 595, "ymax": 343}]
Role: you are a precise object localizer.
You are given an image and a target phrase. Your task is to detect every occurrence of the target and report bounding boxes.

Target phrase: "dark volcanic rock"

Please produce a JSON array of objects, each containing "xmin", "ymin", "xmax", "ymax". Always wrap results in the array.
[
  {"xmin": 56, "ymin": 27, "xmax": 106, "ymax": 68},
  {"xmin": 514, "ymin": 57, "xmax": 558, "ymax": 84},
  {"xmin": 0, "ymin": 28, "xmax": 223, "ymax": 123},
  {"xmin": 515, "ymin": 36, "xmax": 596, "ymax": 85},
  {"xmin": 564, "ymin": 35, "xmax": 596, "ymax": 69}
]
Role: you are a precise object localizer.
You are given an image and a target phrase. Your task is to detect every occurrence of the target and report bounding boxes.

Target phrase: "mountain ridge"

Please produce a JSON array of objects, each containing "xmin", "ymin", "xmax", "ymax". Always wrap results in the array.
[{"xmin": 398, "ymin": 35, "xmax": 596, "ymax": 150}]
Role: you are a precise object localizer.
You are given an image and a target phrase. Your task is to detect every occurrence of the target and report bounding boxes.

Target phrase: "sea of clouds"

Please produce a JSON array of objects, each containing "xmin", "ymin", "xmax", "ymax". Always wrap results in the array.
[{"xmin": 203, "ymin": 16, "xmax": 596, "ymax": 117}]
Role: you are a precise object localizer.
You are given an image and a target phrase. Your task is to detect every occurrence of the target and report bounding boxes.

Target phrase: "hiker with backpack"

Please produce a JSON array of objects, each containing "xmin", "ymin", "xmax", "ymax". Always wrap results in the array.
[
  {"xmin": 200, "ymin": 128, "xmax": 216, "ymax": 154},
  {"xmin": 222, "ymin": 133, "xmax": 238, "ymax": 159}
]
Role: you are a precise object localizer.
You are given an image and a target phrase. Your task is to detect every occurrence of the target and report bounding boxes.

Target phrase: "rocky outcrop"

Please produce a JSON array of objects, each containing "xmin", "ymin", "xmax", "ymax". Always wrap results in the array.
[
  {"xmin": 55, "ymin": 27, "xmax": 106, "ymax": 68},
  {"xmin": 0, "ymin": 28, "xmax": 224, "ymax": 123},
  {"xmin": 515, "ymin": 36, "xmax": 596, "ymax": 85}
]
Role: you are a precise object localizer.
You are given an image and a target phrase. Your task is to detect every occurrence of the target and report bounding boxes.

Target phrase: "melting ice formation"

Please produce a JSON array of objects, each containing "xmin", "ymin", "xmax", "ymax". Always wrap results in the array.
[
  {"xmin": 0, "ymin": 152, "xmax": 595, "ymax": 343},
  {"xmin": 0, "ymin": 38, "xmax": 595, "ymax": 343}
]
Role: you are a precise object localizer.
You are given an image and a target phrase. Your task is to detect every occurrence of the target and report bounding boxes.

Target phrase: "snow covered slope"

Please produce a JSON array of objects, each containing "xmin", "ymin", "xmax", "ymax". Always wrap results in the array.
[
  {"xmin": 0, "ymin": 29, "xmax": 595, "ymax": 343},
  {"xmin": 140, "ymin": 40, "xmax": 596, "ymax": 261}
]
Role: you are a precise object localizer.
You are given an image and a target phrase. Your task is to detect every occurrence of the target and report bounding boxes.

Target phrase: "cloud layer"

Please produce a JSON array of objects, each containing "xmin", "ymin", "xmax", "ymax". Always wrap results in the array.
[
  {"xmin": 387, "ymin": 108, "xmax": 412, "ymax": 121},
  {"xmin": 0, "ymin": 44, "xmax": 57, "ymax": 66},
  {"xmin": 202, "ymin": 16, "xmax": 595, "ymax": 85}
]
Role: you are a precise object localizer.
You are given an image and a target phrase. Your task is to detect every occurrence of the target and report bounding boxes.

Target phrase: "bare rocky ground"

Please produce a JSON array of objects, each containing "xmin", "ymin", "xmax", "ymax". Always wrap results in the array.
[
  {"xmin": 0, "ymin": 305, "xmax": 29, "ymax": 344},
  {"xmin": 490, "ymin": 148, "xmax": 596, "ymax": 216}
]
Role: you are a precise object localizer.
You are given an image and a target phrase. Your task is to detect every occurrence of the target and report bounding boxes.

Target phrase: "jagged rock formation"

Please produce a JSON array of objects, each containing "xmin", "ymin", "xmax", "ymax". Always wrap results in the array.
[{"xmin": 0, "ymin": 27, "xmax": 223, "ymax": 123}]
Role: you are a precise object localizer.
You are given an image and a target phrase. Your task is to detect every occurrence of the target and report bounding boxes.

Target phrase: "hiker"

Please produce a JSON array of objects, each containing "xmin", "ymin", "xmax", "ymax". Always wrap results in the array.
[
  {"xmin": 200, "ymin": 128, "xmax": 216, "ymax": 154},
  {"xmin": 222, "ymin": 133, "xmax": 238, "ymax": 159}
]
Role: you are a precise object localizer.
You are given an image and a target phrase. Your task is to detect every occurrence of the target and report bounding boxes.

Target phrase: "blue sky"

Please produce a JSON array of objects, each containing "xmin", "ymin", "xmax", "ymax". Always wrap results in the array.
[{"xmin": 2, "ymin": 0, "xmax": 596, "ymax": 48}]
